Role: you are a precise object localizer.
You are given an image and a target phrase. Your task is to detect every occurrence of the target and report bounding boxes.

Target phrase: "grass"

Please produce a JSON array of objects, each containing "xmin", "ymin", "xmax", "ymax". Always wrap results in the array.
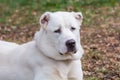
[
  {"xmin": 0, "ymin": 0, "xmax": 120, "ymax": 80},
  {"xmin": 0, "ymin": 0, "xmax": 119, "ymax": 25}
]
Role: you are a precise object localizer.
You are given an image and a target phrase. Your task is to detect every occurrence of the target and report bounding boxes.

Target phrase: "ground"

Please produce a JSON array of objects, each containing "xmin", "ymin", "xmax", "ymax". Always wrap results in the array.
[{"xmin": 0, "ymin": 1, "xmax": 120, "ymax": 80}]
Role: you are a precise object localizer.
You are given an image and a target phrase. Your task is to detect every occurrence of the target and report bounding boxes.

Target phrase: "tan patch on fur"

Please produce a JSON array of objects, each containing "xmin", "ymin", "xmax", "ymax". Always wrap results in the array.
[
  {"xmin": 68, "ymin": 78, "xmax": 76, "ymax": 80},
  {"xmin": 54, "ymin": 69, "xmax": 62, "ymax": 78}
]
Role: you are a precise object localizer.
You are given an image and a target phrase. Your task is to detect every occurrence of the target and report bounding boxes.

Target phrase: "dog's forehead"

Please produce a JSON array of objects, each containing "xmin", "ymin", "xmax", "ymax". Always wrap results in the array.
[
  {"xmin": 52, "ymin": 12, "xmax": 74, "ymax": 20},
  {"xmin": 49, "ymin": 12, "xmax": 79, "ymax": 28},
  {"xmin": 53, "ymin": 12, "xmax": 71, "ymax": 16}
]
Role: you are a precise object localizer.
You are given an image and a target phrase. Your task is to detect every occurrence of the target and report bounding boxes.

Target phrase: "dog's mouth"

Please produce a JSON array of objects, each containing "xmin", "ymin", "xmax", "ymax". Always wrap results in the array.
[{"xmin": 59, "ymin": 50, "xmax": 77, "ymax": 55}]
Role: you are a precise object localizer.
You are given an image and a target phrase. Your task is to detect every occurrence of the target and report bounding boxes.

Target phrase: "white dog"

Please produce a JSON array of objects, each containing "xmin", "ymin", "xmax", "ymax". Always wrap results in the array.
[
  {"xmin": 0, "ymin": 40, "xmax": 19, "ymax": 54},
  {"xmin": 0, "ymin": 11, "xmax": 84, "ymax": 80}
]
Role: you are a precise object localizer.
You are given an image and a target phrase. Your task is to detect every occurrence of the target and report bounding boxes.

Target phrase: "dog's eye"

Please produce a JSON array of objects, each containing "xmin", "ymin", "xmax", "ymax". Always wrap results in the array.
[
  {"xmin": 54, "ymin": 28, "xmax": 61, "ymax": 33},
  {"xmin": 71, "ymin": 27, "xmax": 76, "ymax": 31}
]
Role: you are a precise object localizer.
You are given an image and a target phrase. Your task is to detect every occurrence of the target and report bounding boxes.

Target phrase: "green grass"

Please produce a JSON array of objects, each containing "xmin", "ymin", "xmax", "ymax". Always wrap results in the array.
[{"xmin": 0, "ymin": 0, "xmax": 119, "ymax": 25}]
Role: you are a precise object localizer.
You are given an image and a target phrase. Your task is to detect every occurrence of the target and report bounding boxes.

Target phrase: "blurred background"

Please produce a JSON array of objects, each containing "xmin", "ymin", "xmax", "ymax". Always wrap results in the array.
[{"xmin": 0, "ymin": 0, "xmax": 120, "ymax": 80}]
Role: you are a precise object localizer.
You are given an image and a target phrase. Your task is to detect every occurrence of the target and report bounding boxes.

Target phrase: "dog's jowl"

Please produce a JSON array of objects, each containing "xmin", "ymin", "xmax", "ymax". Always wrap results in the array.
[{"xmin": 0, "ymin": 11, "xmax": 84, "ymax": 80}]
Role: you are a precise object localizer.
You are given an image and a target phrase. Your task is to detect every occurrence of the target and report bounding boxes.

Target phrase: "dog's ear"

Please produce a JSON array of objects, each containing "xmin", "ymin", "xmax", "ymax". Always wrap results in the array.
[
  {"xmin": 39, "ymin": 12, "xmax": 51, "ymax": 28},
  {"xmin": 71, "ymin": 12, "xmax": 83, "ymax": 23}
]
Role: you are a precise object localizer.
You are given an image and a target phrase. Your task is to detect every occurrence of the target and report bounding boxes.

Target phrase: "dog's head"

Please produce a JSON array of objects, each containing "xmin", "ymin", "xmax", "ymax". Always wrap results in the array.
[{"xmin": 35, "ymin": 11, "xmax": 84, "ymax": 60}]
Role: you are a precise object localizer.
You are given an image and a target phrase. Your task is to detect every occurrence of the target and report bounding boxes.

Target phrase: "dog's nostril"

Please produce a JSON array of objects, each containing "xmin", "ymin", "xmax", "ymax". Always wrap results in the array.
[{"xmin": 66, "ymin": 39, "xmax": 76, "ymax": 48}]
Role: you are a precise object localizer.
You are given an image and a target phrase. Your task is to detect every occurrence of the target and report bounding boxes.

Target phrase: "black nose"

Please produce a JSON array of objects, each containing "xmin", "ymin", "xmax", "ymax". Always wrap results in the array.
[{"xmin": 66, "ymin": 39, "xmax": 76, "ymax": 52}]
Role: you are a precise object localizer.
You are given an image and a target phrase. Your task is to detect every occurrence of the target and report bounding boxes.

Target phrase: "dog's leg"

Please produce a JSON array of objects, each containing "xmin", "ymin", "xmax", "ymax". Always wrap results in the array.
[
  {"xmin": 68, "ymin": 60, "xmax": 83, "ymax": 80},
  {"xmin": 34, "ymin": 71, "xmax": 53, "ymax": 80},
  {"xmin": 34, "ymin": 71, "xmax": 45, "ymax": 80}
]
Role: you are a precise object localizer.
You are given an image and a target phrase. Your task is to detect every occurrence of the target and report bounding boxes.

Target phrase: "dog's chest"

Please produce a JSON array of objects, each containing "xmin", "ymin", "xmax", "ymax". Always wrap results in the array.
[
  {"xmin": 38, "ymin": 60, "xmax": 72, "ymax": 80},
  {"xmin": 52, "ymin": 68, "xmax": 68, "ymax": 80}
]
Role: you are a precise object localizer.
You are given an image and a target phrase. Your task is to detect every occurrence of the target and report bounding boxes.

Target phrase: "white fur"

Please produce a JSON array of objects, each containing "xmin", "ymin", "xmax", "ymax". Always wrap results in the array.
[
  {"xmin": 0, "ymin": 41, "xmax": 19, "ymax": 54},
  {"xmin": 0, "ymin": 11, "xmax": 84, "ymax": 80}
]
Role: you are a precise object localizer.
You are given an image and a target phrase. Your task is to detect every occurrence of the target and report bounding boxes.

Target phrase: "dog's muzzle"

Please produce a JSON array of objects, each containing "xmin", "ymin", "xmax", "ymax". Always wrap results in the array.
[{"xmin": 66, "ymin": 39, "xmax": 77, "ymax": 53}]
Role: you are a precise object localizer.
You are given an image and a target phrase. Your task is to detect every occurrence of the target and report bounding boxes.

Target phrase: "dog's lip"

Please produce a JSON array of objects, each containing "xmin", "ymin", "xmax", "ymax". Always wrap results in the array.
[
  {"xmin": 59, "ymin": 53, "xmax": 64, "ymax": 55},
  {"xmin": 59, "ymin": 51, "xmax": 77, "ymax": 55}
]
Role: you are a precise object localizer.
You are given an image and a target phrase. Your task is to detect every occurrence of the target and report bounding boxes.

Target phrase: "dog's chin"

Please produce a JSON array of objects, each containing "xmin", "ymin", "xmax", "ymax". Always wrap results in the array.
[{"xmin": 59, "ymin": 50, "xmax": 77, "ymax": 55}]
